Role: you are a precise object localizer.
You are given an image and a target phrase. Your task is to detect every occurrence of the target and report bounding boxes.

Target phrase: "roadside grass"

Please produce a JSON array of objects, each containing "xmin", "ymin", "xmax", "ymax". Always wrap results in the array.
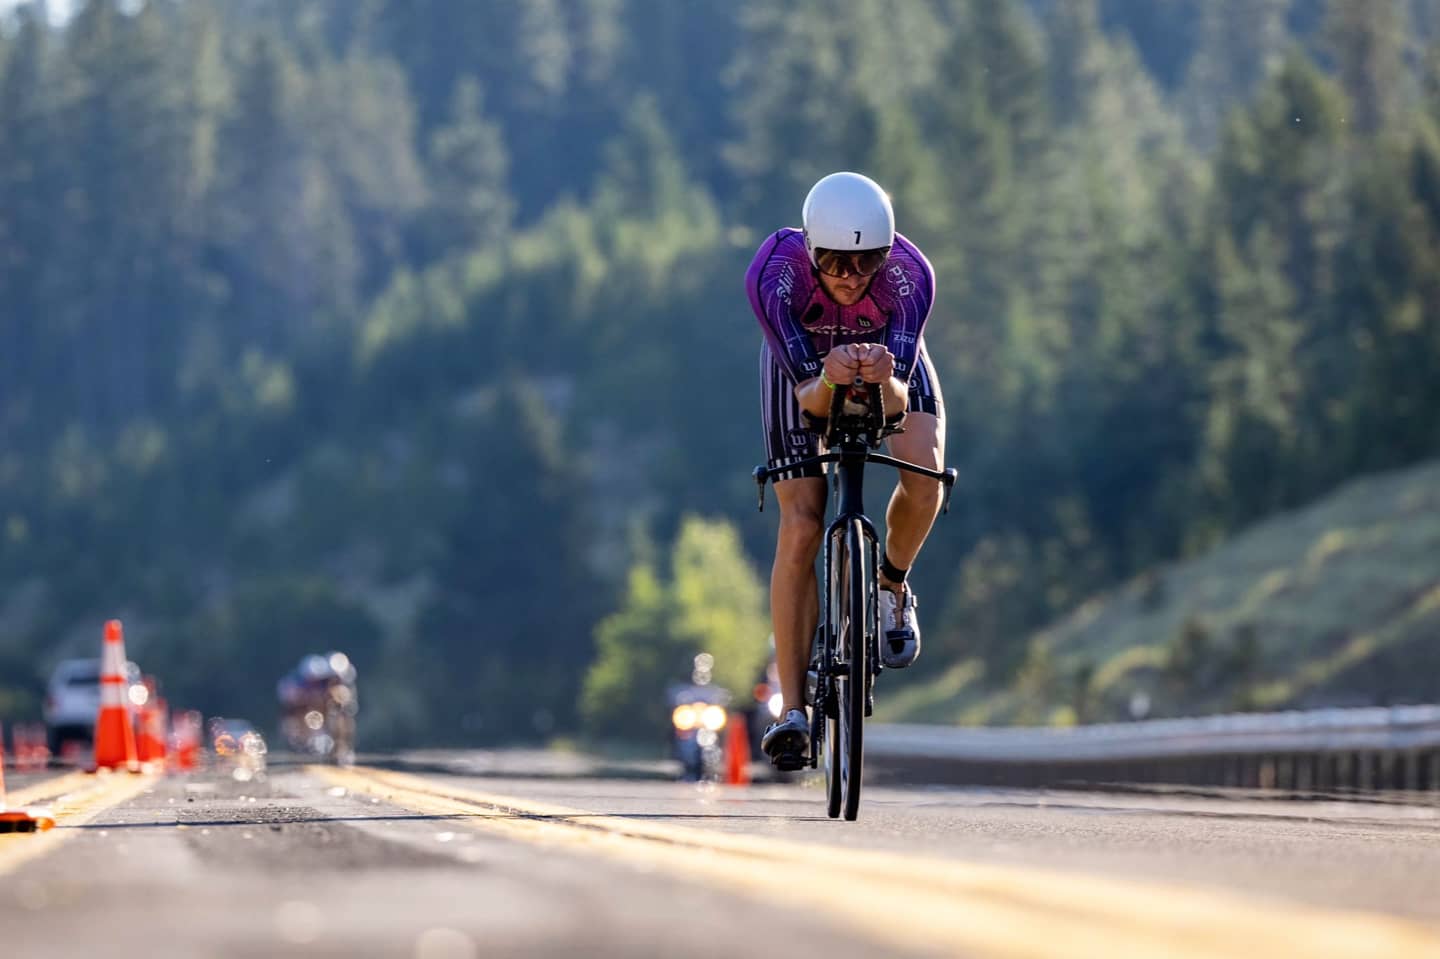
[
  {"xmin": 872, "ymin": 659, "xmax": 983, "ymax": 724},
  {"xmin": 899, "ymin": 459, "xmax": 1440, "ymax": 726}
]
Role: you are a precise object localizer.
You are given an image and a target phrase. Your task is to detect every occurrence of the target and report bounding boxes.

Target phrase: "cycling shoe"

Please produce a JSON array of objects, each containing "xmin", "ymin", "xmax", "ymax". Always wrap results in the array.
[
  {"xmin": 878, "ymin": 586, "xmax": 920, "ymax": 669},
  {"xmin": 761, "ymin": 708, "xmax": 809, "ymax": 771}
]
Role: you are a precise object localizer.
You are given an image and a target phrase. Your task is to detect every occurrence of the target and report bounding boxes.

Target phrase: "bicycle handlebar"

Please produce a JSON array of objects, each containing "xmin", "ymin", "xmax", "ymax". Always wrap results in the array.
[
  {"xmin": 753, "ymin": 373, "xmax": 957, "ymax": 512},
  {"xmin": 752, "ymin": 449, "xmax": 958, "ymax": 515}
]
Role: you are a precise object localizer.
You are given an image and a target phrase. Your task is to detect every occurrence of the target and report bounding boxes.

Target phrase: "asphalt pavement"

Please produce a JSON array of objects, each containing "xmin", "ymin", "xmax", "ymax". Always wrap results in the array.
[{"xmin": 1, "ymin": 754, "xmax": 1437, "ymax": 958}]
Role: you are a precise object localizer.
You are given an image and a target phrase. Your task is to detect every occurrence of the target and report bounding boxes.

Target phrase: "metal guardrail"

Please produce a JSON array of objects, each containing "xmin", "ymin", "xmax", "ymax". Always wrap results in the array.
[{"xmin": 867, "ymin": 706, "xmax": 1440, "ymax": 793}]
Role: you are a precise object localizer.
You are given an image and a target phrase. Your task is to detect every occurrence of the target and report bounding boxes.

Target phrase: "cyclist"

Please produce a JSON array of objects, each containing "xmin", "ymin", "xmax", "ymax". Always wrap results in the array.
[
  {"xmin": 277, "ymin": 652, "xmax": 359, "ymax": 762},
  {"xmin": 745, "ymin": 171, "xmax": 945, "ymax": 768}
]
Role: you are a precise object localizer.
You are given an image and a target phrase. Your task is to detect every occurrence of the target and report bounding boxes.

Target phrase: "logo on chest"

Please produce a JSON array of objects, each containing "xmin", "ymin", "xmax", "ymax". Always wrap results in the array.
[{"xmin": 799, "ymin": 302, "xmax": 885, "ymax": 335}]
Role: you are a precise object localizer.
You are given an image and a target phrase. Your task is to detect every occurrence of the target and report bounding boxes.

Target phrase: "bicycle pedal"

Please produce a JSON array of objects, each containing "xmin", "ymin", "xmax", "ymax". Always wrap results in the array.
[{"xmin": 772, "ymin": 752, "xmax": 806, "ymax": 772}]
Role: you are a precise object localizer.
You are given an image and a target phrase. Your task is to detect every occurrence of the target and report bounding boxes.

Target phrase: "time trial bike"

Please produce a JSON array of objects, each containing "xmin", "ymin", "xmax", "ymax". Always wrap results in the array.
[{"xmin": 753, "ymin": 381, "xmax": 956, "ymax": 820}]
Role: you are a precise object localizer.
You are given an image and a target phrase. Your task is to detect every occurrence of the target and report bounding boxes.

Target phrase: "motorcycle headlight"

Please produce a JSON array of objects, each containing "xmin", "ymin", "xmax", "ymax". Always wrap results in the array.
[
  {"xmin": 768, "ymin": 692, "xmax": 783, "ymax": 718},
  {"xmin": 700, "ymin": 705, "xmax": 727, "ymax": 732},
  {"xmin": 672, "ymin": 705, "xmax": 698, "ymax": 731}
]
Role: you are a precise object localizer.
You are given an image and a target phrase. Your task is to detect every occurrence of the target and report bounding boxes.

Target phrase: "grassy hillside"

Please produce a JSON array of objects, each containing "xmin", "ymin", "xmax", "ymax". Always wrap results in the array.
[{"xmin": 881, "ymin": 459, "xmax": 1440, "ymax": 726}]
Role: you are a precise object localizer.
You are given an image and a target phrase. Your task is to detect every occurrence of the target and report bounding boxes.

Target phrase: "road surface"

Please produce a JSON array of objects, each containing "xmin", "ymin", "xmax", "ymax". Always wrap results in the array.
[{"xmin": 1, "ymin": 755, "xmax": 1437, "ymax": 957}]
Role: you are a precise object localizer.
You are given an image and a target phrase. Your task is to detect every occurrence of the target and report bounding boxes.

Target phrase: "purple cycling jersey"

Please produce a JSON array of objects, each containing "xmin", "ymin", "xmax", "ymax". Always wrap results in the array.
[{"xmin": 745, "ymin": 228, "xmax": 936, "ymax": 385}]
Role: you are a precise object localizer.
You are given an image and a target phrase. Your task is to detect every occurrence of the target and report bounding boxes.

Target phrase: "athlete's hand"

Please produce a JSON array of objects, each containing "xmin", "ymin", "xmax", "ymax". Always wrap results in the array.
[
  {"xmin": 853, "ymin": 344, "xmax": 895, "ymax": 384},
  {"xmin": 822, "ymin": 346, "xmax": 862, "ymax": 386}
]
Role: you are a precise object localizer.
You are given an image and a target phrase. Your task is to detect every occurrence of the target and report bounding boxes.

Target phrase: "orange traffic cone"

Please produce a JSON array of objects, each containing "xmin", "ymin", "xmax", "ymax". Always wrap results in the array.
[
  {"xmin": 170, "ymin": 709, "xmax": 202, "ymax": 772},
  {"xmin": 725, "ymin": 720, "xmax": 752, "ymax": 787},
  {"xmin": 156, "ymin": 698, "xmax": 171, "ymax": 765},
  {"xmin": 136, "ymin": 678, "xmax": 168, "ymax": 769},
  {"xmin": 13, "ymin": 722, "xmax": 48, "ymax": 771},
  {"xmin": 0, "ymin": 722, "xmax": 54, "ymax": 833},
  {"xmin": 93, "ymin": 620, "xmax": 140, "ymax": 773}
]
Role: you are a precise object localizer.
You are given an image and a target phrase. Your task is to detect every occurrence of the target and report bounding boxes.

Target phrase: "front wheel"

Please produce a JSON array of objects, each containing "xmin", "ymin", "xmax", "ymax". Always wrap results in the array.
[
  {"xmin": 823, "ymin": 528, "xmax": 844, "ymax": 819},
  {"xmin": 824, "ymin": 519, "xmax": 870, "ymax": 821},
  {"xmin": 841, "ymin": 519, "xmax": 869, "ymax": 821}
]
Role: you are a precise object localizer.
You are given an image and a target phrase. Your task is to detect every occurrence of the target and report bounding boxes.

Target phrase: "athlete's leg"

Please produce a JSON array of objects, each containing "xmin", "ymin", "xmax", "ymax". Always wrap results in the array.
[
  {"xmin": 758, "ymin": 341, "xmax": 828, "ymax": 718},
  {"xmin": 771, "ymin": 477, "xmax": 826, "ymax": 711},
  {"xmin": 876, "ymin": 406, "xmax": 944, "ymax": 669},
  {"xmin": 881, "ymin": 410, "xmax": 945, "ymax": 583},
  {"xmin": 883, "ymin": 342, "xmax": 947, "ymax": 589}
]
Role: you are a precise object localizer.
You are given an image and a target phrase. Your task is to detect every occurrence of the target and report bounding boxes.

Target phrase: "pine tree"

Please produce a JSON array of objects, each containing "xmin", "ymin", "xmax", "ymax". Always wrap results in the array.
[
  {"xmin": 1200, "ymin": 225, "xmax": 1304, "ymax": 522},
  {"xmin": 1210, "ymin": 54, "xmax": 1348, "ymax": 319},
  {"xmin": 1324, "ymin": 122, "xmax": 1440, "ymax": 475},
  {"xmin": 1044, "ymin": 0, "xmax": 1107, "ymax": 126},
  {"xmin": 616, "ymin": 0, "xmax": 742, "ymax": 190},
  {"xmin": 51, "ymin": 0, "xmax": 195, "ymax": 424},
  {"xmin": 725, "ymin": 0, "xmax": 951, "ymax": 224},
  {"xmin": 417, "ymin": 78, "xmax": 513, "ymax": 259},
  {"xmin": 1189, "ymin": 54, "xmax": 1350, "ymax": 530},
  {"xmin": 212, "ymin": 35, "xmax": 307, "ymax": 352},
  {"xmin": 0, "ymin": 5, "xmax": 54, "ymax": 444},
  {"xmin": 1179, "ymin": 0, "xmax": 1290, "ymax": 145},
  {"xmin": 415, "ymin": 380, "xmax": 602, "ymax": 741},
  {"xmin": 1323, "ymin": 0, "xmax": 1410, "ymax": 135}
]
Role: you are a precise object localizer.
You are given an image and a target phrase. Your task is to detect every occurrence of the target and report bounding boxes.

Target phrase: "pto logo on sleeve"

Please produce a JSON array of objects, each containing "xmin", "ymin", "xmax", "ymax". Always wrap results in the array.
[{"xmin": 887, "ymin": 263, "xmax": 914, "ymax": 298}]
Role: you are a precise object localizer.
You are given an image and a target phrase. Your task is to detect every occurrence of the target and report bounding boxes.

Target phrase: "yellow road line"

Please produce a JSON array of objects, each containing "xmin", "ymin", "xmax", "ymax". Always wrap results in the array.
[
  {"xmin": 0, "ymin": 771, "xmax": 156, "ymax": 877},
  {"xmin": 4, "ymin": 770, "xmax": 99, "ymax": 809},
  {"xmin": 315, "ymin": 765, "xmax": 1440, "ymax": 959}
]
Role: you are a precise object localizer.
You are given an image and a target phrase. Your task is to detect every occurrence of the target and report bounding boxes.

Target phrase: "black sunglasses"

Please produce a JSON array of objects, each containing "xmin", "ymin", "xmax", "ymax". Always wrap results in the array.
[{"xmin": 813, "ymin": 246, "xmax": 891, "ymax": 278}]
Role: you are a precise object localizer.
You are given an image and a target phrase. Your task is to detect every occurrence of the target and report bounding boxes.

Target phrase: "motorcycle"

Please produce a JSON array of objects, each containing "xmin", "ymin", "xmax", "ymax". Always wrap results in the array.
[{"xmin": 667, "ymin": 654, "xmax": 731, "ymax": 782}]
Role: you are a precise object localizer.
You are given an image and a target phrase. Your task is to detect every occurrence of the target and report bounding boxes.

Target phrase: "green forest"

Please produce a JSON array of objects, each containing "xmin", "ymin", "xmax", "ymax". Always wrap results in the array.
[{"xmin": 1, "ymin": 0, "xmax": 1438, "ymax": 746}]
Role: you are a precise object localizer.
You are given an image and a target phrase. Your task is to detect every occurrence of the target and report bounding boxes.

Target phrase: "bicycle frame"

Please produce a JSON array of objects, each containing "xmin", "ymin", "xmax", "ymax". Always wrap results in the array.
[{"xmin": 826, "ymin": 425, "xmax": 882, "ymax": 664}]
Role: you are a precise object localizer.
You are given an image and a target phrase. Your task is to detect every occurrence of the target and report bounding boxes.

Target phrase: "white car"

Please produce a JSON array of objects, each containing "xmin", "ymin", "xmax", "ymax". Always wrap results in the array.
[{"xmin": 43, "ymin": 658, "xmax": 142, "ymax": 753}]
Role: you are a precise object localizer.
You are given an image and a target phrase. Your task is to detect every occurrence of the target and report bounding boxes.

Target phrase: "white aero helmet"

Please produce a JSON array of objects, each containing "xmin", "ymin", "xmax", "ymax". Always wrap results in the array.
[{"xmin": 802, "ymin": 171, "xmax": 895, "ymax": 267}]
